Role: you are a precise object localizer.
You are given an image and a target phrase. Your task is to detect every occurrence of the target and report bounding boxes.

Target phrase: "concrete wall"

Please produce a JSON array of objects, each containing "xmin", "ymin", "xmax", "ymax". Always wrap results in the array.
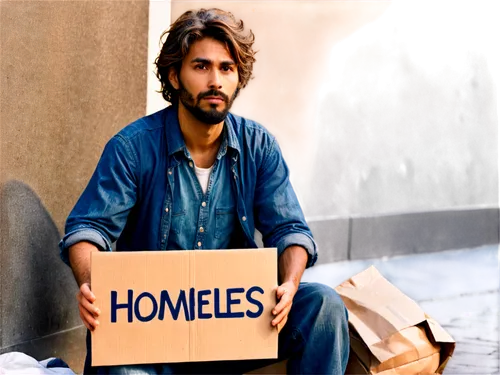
[
  {"xmin": 306, "ymin": 1, "xmax": 499, "ymax": 217},
  {"xmin": 305, "ymin": 47, "xmax": 500, "ymax": 263},
  {"xmin": 0, "ymin": 1, "xmax": 149, "ymax": 371}
]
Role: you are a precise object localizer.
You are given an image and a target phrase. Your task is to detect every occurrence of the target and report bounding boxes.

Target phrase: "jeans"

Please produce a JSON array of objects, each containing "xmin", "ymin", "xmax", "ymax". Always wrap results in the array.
[{"xmin": 84, "ymin": 282, "xmax": 349, "ymax": 374}]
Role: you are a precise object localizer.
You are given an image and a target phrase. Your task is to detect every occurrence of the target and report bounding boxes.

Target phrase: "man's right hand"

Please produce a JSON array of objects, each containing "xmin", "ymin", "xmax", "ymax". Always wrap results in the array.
[{"xmin": 77, "ymin": 282, "xmax": 100, "ymax": 331}]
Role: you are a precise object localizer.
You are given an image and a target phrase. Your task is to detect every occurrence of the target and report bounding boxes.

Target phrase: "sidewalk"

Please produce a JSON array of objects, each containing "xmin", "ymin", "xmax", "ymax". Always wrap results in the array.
[{"xmin": 302, "ymin": 245, "xmax": 499, "ymax": 375}]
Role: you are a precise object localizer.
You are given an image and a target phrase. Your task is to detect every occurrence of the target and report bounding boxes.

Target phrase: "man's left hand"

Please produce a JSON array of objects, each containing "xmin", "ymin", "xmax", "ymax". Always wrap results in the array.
[{"xmin": 272, "ymin": 280, "xmax": 297, "ymax": 332}]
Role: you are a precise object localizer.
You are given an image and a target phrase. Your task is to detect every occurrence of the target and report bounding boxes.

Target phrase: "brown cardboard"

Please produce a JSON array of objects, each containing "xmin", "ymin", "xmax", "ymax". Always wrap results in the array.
[
  {"xmin": 91, "ymin": 248, "xmax": 278, "ymax": 366},
  {"xmin": 336, "ymin": 266, "xmax": 455, "ymax": 375}
]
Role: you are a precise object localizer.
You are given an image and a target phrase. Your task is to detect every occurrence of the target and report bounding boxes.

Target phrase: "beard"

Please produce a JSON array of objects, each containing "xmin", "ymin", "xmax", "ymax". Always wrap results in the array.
[{"xmin": 177, "ymin": 79, "xmax": 239, "ymax": 125}]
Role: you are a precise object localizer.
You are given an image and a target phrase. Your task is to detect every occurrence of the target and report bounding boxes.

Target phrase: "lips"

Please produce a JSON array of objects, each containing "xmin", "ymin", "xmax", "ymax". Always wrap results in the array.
[{"xmin": 203, "ymin": 96, "xmax": 225, "ymax": 104}]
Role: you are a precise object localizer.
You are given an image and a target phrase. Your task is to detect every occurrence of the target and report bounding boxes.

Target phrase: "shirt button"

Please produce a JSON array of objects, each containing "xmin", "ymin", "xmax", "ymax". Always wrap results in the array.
[
  {"xmin": 165, "ymin": 207, "xmax": 169, "ymax": 213},
  {"xmin": 197, "ymin": 241, "xmax": 202, "ymax": 247},
  {"xmin": 199, "ymin": 227, "xmax": 204, "ymax": 233},
  {"xmin": 201, "ymin": 201, "xmax": 207, "ymax": 207},
  {"xmin": 242, "ymin": 216, "xmax": 247, "ymax": 221},
  {"xmin": 189, "ymin": 161, "xmax": 194, "ymax": 168}
]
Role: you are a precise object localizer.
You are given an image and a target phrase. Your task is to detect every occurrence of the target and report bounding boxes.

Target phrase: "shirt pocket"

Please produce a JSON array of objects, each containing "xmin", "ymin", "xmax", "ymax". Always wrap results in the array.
[
  {"xmin": 215, "ymin": 206, "xmax": 236, "ymax": 239},
  {"xmin": 170, "ymin": 208, "xmax": 187, "ymax": 235}
]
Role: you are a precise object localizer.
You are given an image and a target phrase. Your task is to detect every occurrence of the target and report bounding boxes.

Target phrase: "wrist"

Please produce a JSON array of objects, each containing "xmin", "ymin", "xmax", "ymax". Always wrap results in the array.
[{"xmin": 278, "ymin": 245, "xmax": 307, "ymax": 286}]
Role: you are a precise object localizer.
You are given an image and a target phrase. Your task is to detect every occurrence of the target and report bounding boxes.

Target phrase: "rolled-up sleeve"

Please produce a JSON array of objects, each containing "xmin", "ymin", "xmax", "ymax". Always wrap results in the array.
[
  {"xmin": 276, "ymin": 232, "xmax": 317, "ymax": 268},
  {"xmin": 253, "ymin": 136, "xmax": 318, "ymax": 268},
  {"xmin": 59, "ymin": 228, "xmax": 111, "ymax": 266},
  {"xmin": 59, "ymin": 134, "xmax": 138, "ymax": 266}
]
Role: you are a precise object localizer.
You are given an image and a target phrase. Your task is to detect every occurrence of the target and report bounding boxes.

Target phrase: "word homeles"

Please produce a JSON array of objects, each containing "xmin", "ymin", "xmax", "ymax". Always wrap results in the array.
[{"xmin": 111, "ymin": 286, "xmax": 265, "ymax": 323}]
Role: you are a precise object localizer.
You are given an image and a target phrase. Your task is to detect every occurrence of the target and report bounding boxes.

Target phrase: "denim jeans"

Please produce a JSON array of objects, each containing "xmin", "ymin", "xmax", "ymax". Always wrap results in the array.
[{"xmin": 84, "ymin": 282, "xmax": 349, "ymax": 375}]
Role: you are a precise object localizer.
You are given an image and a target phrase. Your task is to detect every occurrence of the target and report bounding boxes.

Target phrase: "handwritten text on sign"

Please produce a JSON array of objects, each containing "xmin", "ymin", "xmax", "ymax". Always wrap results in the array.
[{"xmin": 111, "ymin": 286, "xmax": 265, "ymax": 323}]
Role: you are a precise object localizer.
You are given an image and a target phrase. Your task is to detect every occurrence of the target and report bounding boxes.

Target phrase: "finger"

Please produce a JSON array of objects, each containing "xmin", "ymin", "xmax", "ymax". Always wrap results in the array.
[
  {"xmin": 78, "ymin": 292, "xmax": 101, "ymax": 317},
  {"xmin": 272, "ymin": 306, "xmax": 291, "ymax": 326},
  {"xmin": 81, "ymin": 309, "xmax": 99, "ymax": 331},
  {"xmin": 272, "ymin": 293, "xmax": 292, "ymax": 316},
  {"xmin": 271, "ymin": 307, "xmax": 290, "ymax": 326},
  {"xmin": 272, "ymin": 305, "xmax": 291, "ymax": 327},
  {"xmin": 80, "ymin": 283, "xmax": 96, "ymax": 302},
  {"xmin": 76, "ymin": 291, "xmax": 82, "ymax": 305},
  {"xmin": 80, "ymin": 304, "xmax": 100, "ymax": 330},
  {"xmin": 79, "ymin": 310, "xmax": 92, "ymax": 331},
  {"xmin": 276, "ymin": 285, "xmax": 288, "ymax": 300},
  {"xmin": 79, "ymin": 308, "xmax": 94, "ymax": 331}
]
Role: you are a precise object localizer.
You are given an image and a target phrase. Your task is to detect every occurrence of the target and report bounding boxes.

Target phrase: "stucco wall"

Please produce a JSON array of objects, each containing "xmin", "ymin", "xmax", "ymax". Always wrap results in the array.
[{"xmin": 311, "ymin": 68, "xmax": 497, "ymax": 217}]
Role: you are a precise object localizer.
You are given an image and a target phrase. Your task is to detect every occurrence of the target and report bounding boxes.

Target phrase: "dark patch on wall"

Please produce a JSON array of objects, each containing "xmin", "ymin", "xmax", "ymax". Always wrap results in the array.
[{"xmin": 0, "ymin": 181, "xmax": 81, "ymax": 350}]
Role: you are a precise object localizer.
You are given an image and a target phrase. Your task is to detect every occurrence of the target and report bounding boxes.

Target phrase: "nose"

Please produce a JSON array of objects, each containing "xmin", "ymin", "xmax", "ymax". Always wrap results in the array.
[{"xmin": 208, "ymin": 69, "xmax": 222, "ymax": 90}]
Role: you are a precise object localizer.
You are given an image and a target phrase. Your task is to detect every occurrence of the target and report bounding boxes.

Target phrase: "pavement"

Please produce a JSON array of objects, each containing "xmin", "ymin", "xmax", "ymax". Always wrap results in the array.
[{"xmin": 302, "ymin": 245, "xmax": 499, "ymax": 375}]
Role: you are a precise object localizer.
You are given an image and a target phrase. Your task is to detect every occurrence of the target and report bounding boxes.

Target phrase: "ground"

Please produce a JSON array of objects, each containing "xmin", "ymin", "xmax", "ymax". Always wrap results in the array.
[{"xmin": 302, "ymin": 245, "xmax": 499, "ymax": 375}]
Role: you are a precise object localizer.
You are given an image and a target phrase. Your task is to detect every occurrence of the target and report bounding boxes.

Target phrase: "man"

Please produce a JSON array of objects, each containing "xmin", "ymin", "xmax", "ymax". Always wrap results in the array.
[{"xmin": 60, "ymin": 8, "xmax": 349, "ymax": 375}]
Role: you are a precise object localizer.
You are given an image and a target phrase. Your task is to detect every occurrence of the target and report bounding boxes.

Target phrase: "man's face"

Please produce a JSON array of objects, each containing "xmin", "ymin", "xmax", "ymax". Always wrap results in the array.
[{"xmin": 170, "ymin": 37, "xmax": 240, "ymax": 125}]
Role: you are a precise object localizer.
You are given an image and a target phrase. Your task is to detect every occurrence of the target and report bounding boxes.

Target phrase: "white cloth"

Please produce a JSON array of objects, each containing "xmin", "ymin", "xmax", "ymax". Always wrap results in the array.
[
  {"xmin": 194, "ymin": 164, "xmax": 213, "ymax": 194},
  {"xmin": 0, "ymin": 352, "xmax": 75, "ymax": 375}
]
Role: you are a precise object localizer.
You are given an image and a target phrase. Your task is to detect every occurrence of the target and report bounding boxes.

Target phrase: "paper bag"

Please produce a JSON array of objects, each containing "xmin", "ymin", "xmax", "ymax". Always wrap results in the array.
[{"xmin": 335, "ymin": 266, "xmax": 455, "ymax": 374}]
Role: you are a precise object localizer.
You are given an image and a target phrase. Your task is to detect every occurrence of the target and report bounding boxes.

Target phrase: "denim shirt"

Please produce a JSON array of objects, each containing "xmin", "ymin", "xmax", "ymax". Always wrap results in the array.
[
  {"xmin": 165, "ymin": 128, "xmax": 238, "ymax": 251},
  {"xmin": 59, "ymin": 105, "xmax": 317, "ymax": 267}
]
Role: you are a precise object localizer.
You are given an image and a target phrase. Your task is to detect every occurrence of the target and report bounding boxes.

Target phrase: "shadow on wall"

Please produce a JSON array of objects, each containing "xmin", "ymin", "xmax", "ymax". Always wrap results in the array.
[
  {"xmin": 0, "ymin": 180, "xmax": 80, "ymax": 352},
  {"xmin": 310, "ymin": 50, "xmax": 497, "ymax": 215}
]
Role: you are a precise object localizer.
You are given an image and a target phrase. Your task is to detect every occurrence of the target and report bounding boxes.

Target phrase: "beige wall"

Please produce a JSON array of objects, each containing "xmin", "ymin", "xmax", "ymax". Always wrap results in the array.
[
  {"xmin": 169, "ymin": 0, "xmax": 391, "ymax": 203},
  {"xmin": 306, "ymin": 1, "xmax": 499, "ymax": 218},
  {"xmin": 0, "ymin": 1, "xmax": 149, "ymax": 370}
]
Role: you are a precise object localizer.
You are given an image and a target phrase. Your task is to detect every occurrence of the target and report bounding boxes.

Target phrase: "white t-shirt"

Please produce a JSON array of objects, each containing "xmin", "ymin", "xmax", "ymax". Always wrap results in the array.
[{"xmin": 194, "ymin": 164, "xmax": 214, "ymax": 194}]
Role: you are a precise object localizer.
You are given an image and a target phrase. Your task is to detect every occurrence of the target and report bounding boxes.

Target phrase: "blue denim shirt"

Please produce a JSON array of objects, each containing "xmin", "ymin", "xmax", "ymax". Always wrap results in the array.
[
  {"xmin": 59, "ymin": 105, "xmax": 317, "ymax": 267},
  {"xmin": 165, "ymin": 127, "xmax": 238, "ymax": 251}
]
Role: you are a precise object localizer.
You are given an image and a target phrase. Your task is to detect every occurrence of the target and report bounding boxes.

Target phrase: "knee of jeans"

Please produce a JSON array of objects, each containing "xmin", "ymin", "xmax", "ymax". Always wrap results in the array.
[{"xmin": 309, "ymin": 283, "xmax": 348, "ymax": 327}]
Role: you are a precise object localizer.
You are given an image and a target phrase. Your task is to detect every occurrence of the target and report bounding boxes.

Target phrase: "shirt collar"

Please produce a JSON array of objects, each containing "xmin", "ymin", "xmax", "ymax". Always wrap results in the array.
[
  {"xmin": 165, "ymin": 105, "xmax": 186, "ymax": 157},
  {"xmin": 165, "ymin": 105, "xmax": 241, "ymax": 158},
  {"xmin": 224, "ymin": 113, "xmax": 241, "ymax": 155}
]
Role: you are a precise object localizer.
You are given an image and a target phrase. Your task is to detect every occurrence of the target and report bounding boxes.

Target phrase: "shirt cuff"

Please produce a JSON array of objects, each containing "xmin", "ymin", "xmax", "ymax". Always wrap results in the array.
[
  {"xmin": 276, "ymin": 232, "xmax": 318, "ymax": 268},
  {"xmin": 59, "ymin": 228, "xmax": 111, "ymax": 267}
]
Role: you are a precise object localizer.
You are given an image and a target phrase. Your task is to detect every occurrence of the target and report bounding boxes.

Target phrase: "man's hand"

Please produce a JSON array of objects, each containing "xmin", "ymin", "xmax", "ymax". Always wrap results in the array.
[
  {"xmin": 272, "ymin": 280, "xmax": 298, "ymax": 332},
  {"xmin": 272, "ymin": 245, "xmax": 309, "ymax": 332},
  {"xmin": 76, "ymin": 282, "xmax": 100, "ymax": 331}
]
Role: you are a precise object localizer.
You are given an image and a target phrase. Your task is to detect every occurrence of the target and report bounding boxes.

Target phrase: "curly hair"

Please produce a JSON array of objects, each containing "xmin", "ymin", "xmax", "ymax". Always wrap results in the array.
[{"xmin": 155, "ymin": 8, "xmax": 256, "ymax": 103}]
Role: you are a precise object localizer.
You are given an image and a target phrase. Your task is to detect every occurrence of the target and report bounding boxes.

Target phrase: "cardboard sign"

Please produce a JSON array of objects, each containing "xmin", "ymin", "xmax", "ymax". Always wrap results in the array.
[{"xmin": 91, "ymin": 248, "xmax": 278, "ymax": 366}]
